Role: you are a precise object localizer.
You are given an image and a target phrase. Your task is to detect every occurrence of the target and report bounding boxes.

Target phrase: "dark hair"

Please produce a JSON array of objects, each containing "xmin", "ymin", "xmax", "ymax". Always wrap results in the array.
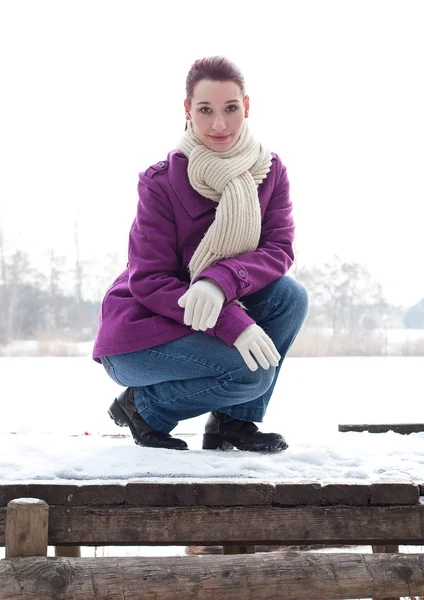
[{"xmin": 185, "ymin": 56, "xmax": 245, "ymax": 103}]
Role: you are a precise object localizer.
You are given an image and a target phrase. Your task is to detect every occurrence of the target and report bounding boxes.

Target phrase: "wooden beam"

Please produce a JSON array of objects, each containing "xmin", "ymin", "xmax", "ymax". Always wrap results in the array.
[
  {"xmin": 1, "ymin": 553, "xmax": 424, "ymax": 599},
  {"xmin": 5, "ymin": 499, "xmax": 48, "ymax": 558},
  {"xmin": 0, "ymin": 481, "xmax": 420, "ymax": 508},
  {"xmin": 2, "ymin": 504, "xmax": 424, "ymax": 546},
  {"xmin": 338, "ymin": 423, "xmax": 424, "ymax": 434}
]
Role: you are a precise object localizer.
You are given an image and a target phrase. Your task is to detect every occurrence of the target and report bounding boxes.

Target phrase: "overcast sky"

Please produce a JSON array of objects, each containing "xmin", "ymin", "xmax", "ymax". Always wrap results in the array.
[{"xmin": 1, "ymin": 0, "xmax": 423, "ymax": 305}]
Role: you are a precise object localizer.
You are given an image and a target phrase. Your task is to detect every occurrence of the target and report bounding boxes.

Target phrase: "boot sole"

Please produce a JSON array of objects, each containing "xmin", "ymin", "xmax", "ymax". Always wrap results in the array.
[
  {"xmin": 202, "ymin": 433, "xmax": 288, "ymax": 453},
  {"xmin": 108, "ymin": 399, "xmax": 188, "ymax": 450}
]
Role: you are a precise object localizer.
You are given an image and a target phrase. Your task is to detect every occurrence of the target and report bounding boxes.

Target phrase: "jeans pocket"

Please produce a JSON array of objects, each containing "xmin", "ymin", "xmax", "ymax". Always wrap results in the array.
[{"xmin": 100, "ymin": 356, "xmax": 123, "ymax": 385}]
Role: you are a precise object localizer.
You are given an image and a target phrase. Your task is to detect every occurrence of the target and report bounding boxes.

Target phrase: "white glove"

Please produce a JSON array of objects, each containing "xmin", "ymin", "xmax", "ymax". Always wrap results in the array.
[
  {"xmin": 234, "ymin": 324, "xmax": 281, "ymax": 372},
  {"xmin": 178, "ymin": 278, "xmax": 225, "ymax": 331}
]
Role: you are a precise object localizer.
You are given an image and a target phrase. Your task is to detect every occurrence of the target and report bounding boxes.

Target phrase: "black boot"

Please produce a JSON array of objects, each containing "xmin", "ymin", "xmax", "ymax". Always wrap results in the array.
[
  {"xmin": 108, "ymin": 388, "xmax": 188, "ymax": 450},
  {"xmin": 203, "ymin": 411, "xmax": 288, "ymax": 453}
]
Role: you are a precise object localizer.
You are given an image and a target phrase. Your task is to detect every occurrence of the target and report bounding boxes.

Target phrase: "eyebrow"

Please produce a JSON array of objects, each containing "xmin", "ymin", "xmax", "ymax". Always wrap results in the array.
[{"xmin": 196, "ymin": 99, "xmax": 241, "ymax": 105}]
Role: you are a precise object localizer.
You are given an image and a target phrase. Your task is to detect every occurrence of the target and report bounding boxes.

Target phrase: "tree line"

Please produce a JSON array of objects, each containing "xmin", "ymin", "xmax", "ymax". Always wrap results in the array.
[{"xmin": 0, "ymin": 231, "xmax": 423, "ymax": 346}]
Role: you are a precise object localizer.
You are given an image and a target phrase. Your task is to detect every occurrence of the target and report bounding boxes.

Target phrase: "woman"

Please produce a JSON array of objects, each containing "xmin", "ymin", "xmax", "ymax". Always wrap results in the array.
[{"xmin": 93, "ymin": 56, "xmax": 308, "ymax": 452}]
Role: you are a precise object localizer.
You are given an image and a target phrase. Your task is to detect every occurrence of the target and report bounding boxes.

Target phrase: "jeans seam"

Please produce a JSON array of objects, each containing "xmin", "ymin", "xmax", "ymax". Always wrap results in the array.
[
  {"xmin": 101, "ymin": 356, "xmax": 125, "ymax": 386},
  {"xmin": 247, "ymin": 299, "xmax": 279, "ymax": 318},
  {"xmin": 144, "ymin": 347, "xmax": 229, "ymax": 376},
  {"xmin": 140, "ymin": 378, "xmax": 231, "ymax": 411}
]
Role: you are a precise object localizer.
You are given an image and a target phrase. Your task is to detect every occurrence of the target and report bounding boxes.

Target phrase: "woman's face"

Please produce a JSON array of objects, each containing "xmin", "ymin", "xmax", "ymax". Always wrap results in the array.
[{"xmin": 184, "ymin": 79, "xmax": 249, "ymax": 152}]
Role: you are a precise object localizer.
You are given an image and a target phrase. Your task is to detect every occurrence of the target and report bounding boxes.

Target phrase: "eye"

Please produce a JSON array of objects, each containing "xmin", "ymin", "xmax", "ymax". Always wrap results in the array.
[
  {"xmin": 199, "ymin": 106, "xmax": 212, "ymax": 114},
  {"xmin": 227, "ymin": 105, "xmax": 239, "ymax": 112}
]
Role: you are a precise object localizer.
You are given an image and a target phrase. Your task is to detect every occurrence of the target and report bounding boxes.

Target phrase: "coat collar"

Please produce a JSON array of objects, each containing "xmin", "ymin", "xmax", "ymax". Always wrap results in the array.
[{"xmin": 167, "ymin": 150, "xmax": 215, "ymax": 219}]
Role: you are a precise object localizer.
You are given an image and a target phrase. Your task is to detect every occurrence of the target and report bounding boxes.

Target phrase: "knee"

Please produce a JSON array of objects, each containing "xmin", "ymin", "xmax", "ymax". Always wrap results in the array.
[
  {"xmin": 236, "ymin": 364, "xmax": 275, "ymax": 398},
  {"xmin": 271, "ymin": 276, "xmax": 309, "ymax": 320},
  {"xmin": 287, "ymin": 277, "xmax": 309, "ymax": 318}
]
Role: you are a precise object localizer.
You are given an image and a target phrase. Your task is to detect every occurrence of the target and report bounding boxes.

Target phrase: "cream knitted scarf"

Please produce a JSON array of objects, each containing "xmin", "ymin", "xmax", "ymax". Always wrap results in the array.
[{"xmin": 177, "ymin": 120, "xmax": 272, "ymax": 282}]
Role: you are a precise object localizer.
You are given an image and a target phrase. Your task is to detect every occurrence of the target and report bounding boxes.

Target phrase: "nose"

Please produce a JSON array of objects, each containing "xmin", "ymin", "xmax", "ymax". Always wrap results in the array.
[{"xmin": 211, "ymin": 113, "xmax": 227, "ymax": 132}]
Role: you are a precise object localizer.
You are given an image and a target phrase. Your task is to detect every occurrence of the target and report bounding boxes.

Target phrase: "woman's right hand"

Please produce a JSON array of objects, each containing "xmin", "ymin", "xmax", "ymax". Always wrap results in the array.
[{"xmin": 233, "ymin": 324, "xmax": 281, "ymax": 372}]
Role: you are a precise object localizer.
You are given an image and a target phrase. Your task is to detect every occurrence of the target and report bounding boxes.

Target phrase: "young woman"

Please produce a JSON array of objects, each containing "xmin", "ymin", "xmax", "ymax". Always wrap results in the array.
[{"xmin": 93, "ymin": 56, "xmax": 308, "ymax": 452}]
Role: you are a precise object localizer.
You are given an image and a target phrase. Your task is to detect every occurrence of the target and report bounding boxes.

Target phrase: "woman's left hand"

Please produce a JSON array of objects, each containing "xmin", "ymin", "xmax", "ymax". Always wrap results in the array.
[{"xmin": 178, "ymin": 279, "xmax": 226, "ymax": 331}]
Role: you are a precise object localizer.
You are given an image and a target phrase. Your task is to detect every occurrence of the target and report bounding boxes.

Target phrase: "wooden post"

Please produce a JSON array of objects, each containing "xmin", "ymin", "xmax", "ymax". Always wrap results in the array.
[
  {"xmin": 223, "ymin": 545, "xmax": 255, "ymax": 554},
  {"xmin": 5, "ymin": 498, "xmax": 48, "ymax": 558},
  {"xmin": 372, "ymin": 544, "xmax": 399, "ymax": 600},
  {"xmin": 55, "ymin": 546, "xmax": 81, "ymax": 557}
]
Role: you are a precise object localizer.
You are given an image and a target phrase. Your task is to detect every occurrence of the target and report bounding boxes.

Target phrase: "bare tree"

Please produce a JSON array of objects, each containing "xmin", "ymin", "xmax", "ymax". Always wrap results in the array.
[{"xmin": 74, "ymin": 218, "xmax": 84, "ymax": 304}]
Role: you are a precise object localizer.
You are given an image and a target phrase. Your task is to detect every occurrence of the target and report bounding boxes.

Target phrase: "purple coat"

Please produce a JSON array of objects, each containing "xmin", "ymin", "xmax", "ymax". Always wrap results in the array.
[{"xmin": 93, "ymin": 149, "xmax": 294, "ymax": 362}]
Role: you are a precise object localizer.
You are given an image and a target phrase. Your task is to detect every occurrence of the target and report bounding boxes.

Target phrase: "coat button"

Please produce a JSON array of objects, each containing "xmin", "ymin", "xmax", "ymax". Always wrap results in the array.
[
  {"xmin": 157, "ymin": 161, "xmax": 166, "ymax": 168},
  {"xmin": 238, "ymin": 269, "xmax": 247, "ymax": 278}
]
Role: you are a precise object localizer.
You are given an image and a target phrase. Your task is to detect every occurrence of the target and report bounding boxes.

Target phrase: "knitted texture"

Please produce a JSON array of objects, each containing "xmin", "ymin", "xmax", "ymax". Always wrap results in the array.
[{"xmin": 177, "ymin": 120, "xmax": 272, "ymax": 282}]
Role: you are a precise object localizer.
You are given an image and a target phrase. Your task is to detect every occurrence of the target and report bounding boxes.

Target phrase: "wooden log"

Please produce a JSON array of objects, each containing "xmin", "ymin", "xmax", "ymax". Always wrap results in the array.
[
  {"xmin": 372, "ymin": 544, "xmax": 400, "ymax": 600},
  {"xmin": 338, "ymin": 423, "xmax": 424, "ymax": 434},
  {"xmin": 1, "ymin": 553, "xmax": 424, "ymax": 599},
  {"xmin": 5, "ymin": 498, "xmax": 48, "ymax": 558}
]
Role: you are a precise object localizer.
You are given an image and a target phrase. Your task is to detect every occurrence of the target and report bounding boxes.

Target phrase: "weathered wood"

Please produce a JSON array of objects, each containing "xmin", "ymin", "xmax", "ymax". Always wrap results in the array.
[
  {"xmin": 370, "ymin": 482, "xmax": 419, "ymax": 505},
  {"xmin": 372, "ymin": 544, "xmax": 400, "ymax": 600},
  {"xmin": 1, "ymin": 553, "xmax": 424, "ymax": 599},
  {"xmin": 0, "ymin": 481, "xmax": 420, "ymax": 507},
  {"xmin": 5, "ymin": 498, "xmax": 48, "ymax": 558},
  {"xmin": 372, "ymin": 544, "xmax": 399, "ymax": 553},
  {"xmin": 55, "ymin": 546, "xmax": 81, "ymax": 557},
  {"xmin": 339, "ymin": 423, "xmax": 424, "ymax": 434},
  {"xmin": 222, "ymin": 545, "xmax": 255, "ymax": 554},
  {"xmin": 2, "ymin": 504, "xmax": 423, "ymax": 546}
]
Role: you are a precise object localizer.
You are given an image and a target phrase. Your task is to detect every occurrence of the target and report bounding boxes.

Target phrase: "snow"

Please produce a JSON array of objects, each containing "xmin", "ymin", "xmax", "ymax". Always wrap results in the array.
[
  {"xmin": 1, "ymin": 354, "xmax": 423, "ymax": 597},
  {"xmin": 0, "ymin": 356, "xmax": 423, "ymax": 484},
  {"xmin": 8, "ymin": 498, "xmax": 46, "ymax": 504}
]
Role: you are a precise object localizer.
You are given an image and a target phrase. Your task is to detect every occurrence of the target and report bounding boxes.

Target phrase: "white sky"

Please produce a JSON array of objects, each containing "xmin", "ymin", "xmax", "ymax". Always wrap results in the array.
[{"xmin": 1, "ymin": 0, "xmax": 423, "ymax": 306}]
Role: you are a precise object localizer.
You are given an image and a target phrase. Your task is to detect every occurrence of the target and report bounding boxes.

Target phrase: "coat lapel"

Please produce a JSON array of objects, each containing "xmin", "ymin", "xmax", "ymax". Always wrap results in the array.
[{"xmin": 168, "ymin": 150, "xmax": 215, "ymax": 219}]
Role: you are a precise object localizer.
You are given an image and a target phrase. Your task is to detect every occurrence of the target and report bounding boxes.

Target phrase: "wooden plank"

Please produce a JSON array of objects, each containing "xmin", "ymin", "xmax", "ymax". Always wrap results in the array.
[
  {"xmin": 0, "ymin": 481, "xmax": 420, "ymax": 507},
  {"xmin": 0, "ymin": 484, "xmax": 126, "ymax": 507},
  {"xmin": 125, "ymin": 481, "xmax": 275, "ymax": 506},
  {"xmin": 2, "ymin": 504, "xmax": 424, "ymax": 546},
  {"xmin": 339, "ymin": 423, "xmax": 424, "ymax": 434},
  {"xmin": 370, "ymin": 483, "xmax": 419, "ymax": 505},
  {"xmin": 5, "ymin": 499, "xmax": 49, "ymax": 558},
  {"xmin": 1, "ymin": 553, "xmax": 424, "ymax": 599}
]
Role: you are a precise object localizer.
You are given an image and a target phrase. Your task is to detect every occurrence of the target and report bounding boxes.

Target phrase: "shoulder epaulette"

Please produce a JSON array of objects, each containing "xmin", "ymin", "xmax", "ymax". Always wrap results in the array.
[{"xmin": 145, "ymin": 160, "xmax": 168, "ymax": 178}]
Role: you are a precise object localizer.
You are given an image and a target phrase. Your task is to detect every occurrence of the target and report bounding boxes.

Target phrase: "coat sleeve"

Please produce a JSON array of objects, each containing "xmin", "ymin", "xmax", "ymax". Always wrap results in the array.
[
  {"xmin": 191, "ymin": 154, "xmax": 295, "ymax": 301},
  {"xmin": 127, "ymin": 173, "xmax": 255, "ymax": 347}
]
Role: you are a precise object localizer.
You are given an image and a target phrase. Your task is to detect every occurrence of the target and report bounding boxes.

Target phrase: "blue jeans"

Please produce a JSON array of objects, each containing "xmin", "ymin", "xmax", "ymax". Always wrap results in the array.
[{"xmin": 101, "ymin": 276, "xmax": 308, "ymax": 434}]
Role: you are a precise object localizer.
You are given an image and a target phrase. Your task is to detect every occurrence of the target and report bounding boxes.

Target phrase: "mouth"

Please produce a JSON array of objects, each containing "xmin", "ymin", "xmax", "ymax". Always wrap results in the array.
[{"xmin": 208, "ymin": 134, "xmax": 232, "ymax": 143}]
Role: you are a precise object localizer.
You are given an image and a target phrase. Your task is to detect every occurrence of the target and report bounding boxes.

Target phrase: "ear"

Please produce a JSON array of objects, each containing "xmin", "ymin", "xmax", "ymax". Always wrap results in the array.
[
  {"xmin": 244, "ymin": 94, "xmax": 250, "ymax": 118},
  {"xmin": 184, "ymin": 99, "xmax": 191, "ymax": 119}
]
